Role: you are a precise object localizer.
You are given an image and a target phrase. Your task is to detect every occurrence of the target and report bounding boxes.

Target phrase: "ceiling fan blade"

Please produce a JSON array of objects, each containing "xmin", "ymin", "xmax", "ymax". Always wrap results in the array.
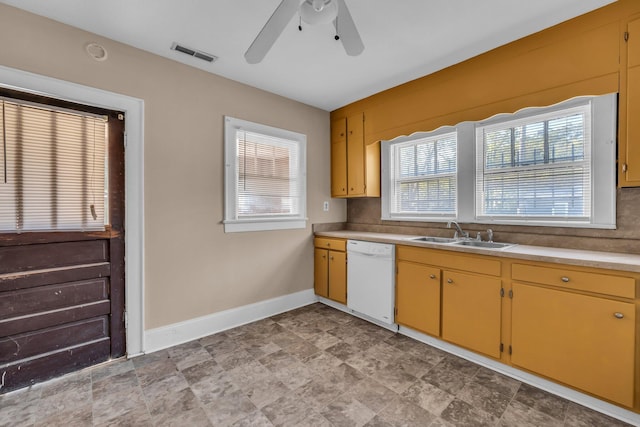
[
  {"xmin": 334, "ymin": 0, "xmax": 364, "ymax": 56},
  {"xmin": 244, "ymin": 0, "xmax": 300, "ymax": 64}
]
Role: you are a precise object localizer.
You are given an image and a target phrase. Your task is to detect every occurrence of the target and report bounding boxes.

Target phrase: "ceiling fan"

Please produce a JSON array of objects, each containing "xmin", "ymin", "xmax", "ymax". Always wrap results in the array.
[{"xmin": 244, "ymin": 0, "xmax": 364, "ymax": 64}]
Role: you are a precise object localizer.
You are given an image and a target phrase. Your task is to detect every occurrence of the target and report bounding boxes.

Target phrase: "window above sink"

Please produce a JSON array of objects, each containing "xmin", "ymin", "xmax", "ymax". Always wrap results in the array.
[{"xmin": 381, "ymin": 93, "xmax": 617, "ymax": 230}]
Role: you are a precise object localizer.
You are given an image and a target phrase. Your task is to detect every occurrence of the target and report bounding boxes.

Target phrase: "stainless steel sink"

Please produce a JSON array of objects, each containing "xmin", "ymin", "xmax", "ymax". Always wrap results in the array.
[
  {"xmin": 410, "ymin": 236, "xmax": 458, "ymax": 244},
  {"xmin": 451, "ymin": 240, "xmax": 515, "ymax": 249}
]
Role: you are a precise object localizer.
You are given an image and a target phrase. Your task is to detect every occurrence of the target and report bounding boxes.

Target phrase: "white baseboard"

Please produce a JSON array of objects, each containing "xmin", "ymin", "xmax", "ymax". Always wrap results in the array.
[
  {"xmin": 144, "ymin": 289, "xmax": 317, "ymax": 353},
  {"xmin": 398, "ymin": 326, "xmax": 640, "ymax": 427}
]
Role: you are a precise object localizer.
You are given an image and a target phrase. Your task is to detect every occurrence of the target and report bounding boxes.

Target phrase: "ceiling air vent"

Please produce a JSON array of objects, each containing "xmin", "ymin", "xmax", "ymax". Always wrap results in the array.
[{"xmin": 170, "ymin": 42, "xmax": 217, "ymax": 63}]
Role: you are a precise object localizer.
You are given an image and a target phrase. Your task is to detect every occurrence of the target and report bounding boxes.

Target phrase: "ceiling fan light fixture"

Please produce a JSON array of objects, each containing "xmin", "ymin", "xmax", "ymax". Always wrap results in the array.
[{"xmin": 300, "ymin": 0, "xmax": 338, "ymax": 25}]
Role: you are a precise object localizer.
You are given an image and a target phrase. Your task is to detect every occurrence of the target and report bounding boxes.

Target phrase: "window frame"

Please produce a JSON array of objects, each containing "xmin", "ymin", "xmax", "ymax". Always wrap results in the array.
[
  {"xmin": 381, "ymin": 127, "xmax": 460, "ymax": 221},
  {"xmin": 223, "ymin": 116, "xmax": 307, "ymax": 233}
]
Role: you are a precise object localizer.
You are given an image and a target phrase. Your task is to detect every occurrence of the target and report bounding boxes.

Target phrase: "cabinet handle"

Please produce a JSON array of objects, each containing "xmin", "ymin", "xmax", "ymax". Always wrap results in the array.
[
  {"xmin": 447, "ymin": 278, "xmax": 453, "ymax": 284},
  {"xmin": 614, "ymin": 312, "xmax": 624, "ymax": 319},
  {"xmin": 622, "ymin": 163, "xmax": 628, "ymax": 173},
  {"xmin": 561, "ymin": 276, "xmax": 570, "ymax": 283},
  {"xmin": 429, "ymin": 274, "xmax": 436, "ymax": 279}
]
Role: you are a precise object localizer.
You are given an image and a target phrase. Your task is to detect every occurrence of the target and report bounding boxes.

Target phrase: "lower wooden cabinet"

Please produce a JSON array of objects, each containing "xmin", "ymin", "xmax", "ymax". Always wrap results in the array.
[
  {"xmin": 442, "ymin": 270, "xmax": 502, "ymax": 359},
  {"xmin": 396, "ymin": 246, "xmax": 503, "ymax": 359},
  {"xmin": 511, "ymin": 282, "xmax": 636, "ymax": 407},
  {"xmin": 314, "ymin": 238, "xmax": 347, "ymax": 304},
  {"xmin": 396, "ymin": 260, "xmax": 441, "ymax": 336}
]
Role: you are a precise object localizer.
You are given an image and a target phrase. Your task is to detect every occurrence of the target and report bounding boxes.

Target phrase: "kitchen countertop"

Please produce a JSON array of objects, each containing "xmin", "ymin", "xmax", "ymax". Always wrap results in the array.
[{"xmin": 315, "ymin": 230, "xmax": 640, "ymax": 273}]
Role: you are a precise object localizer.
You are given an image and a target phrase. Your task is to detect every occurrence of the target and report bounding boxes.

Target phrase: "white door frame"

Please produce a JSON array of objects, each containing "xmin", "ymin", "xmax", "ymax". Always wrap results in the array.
[{"xmin": 0, "ymin": 65, "xmax": 145, "ymax": 356}]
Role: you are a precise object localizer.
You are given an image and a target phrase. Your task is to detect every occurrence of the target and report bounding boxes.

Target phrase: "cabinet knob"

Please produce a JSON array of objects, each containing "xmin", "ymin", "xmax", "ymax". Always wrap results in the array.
[
  {"xmin": 429, "ymin": 274, "xmax": 436, "ymax": 279},
  {"xmin": 622, "ymin": 163, "xmax": 628, "ymax": 173},
  {"xmin": 322, "ymin": 255, "xmax": 326, "ymax": 259},
  {"xmin": 327, "ymin": 243, "xmax": 331, "ymax": 247},
  {"xmin": 447, "ymin": 278, "xmax": 453, "ymax": 284},
  {"xmin": 350, "ymin": 187, "xmax": 354, "ymax": 191},
  {"xmin": 614, "ymin": 312, "xmax": 624, "ymax": 319},
  {"xmin": 560, "ymin": 276, "xmax": 570, "ymax": 283},
  {"xmin": 330, "ymin": 256, "xmax": 334, "ymax": 261}
]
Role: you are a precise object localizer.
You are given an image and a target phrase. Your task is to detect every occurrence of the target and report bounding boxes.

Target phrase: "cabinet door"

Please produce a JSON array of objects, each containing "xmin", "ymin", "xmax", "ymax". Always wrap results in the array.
[
  {"xmin": 626, "ymin": 66, "xmax": 640, "ymax": 184},
  {"xmin": 442, "ymin": 271, "xmax": 501, "ymax": 358},
  {"xmin": 331, "ymin": 118, "xmax": 348, "ymax": 197},
  {"xmin": 623, "ymin": 18, "xmax": 640, "ymax": 186},
  {"xmin": 511, "ymin": 283, "xmax": 635, "ymax": 407},
  {"xmin": 396, "ymin": 261, "xmax": 441, "ymax": 336},
  {"xmin": 328, "ymin": 250, "xmax": 347, "ymax": 304},
  {"xmin": 314, "ymin": 248, "xmax": 329, "ymax": 298},
  {"xmin": 346, "ymin": 112, "xmax": 365, "ymax": 196}
]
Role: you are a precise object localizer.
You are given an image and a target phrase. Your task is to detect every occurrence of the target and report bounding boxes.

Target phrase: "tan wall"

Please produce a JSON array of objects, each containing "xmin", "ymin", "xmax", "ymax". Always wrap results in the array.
[{"xmin": 0, "ymin": 4, "xmax": 347, "ymax": 329}]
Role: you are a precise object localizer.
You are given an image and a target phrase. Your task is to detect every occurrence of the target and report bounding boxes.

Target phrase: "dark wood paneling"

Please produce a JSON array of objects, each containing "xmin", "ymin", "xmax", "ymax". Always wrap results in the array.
[
  {"xmin": 0, "ymin": 263, "xmax": 110, "ymax": 292},
  {"xmin": 0, "ymin": 339, "xmax": 110, "ymax": 393},
  {"xmin": 0, "ymin": 278, "xmax": 109, "ymax": 320},
  {"xmin": 0, "ymin": 240, "xmax": 108, "ymax": 274},
  {"xmin": 0, "ymin": 317, "xmax": 108, "ymax": 364},
  {"xmin": 0, "ymin": 229, "xmax": 118, "ymax": 247},
  {"xmin": 108, "ymin": 115, "xmax": 126, "ymax": 358},
  {"xmin": 109, "ymin": 237, "xmax": 126, "ymax": 357},
  {"xmin": 1, "ymin": 300, "xmax": 111, "ymax": 337}
]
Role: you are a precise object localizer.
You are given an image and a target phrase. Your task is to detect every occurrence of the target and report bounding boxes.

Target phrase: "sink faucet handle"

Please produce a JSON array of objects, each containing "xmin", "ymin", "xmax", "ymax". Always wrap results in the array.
[
  {"xmin": 487, "ymin": 229, "xmax": 494, "ymax": 242},
  {"xmin": 476, "ymin": 232, "xmax": 482, "ymax": 241}
]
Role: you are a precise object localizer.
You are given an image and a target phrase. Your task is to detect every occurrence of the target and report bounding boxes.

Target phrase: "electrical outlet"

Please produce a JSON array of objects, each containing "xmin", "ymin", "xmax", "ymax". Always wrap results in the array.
[{"xmin": 323, "ymin": 201, "xmax": 329, "ymax": 212}]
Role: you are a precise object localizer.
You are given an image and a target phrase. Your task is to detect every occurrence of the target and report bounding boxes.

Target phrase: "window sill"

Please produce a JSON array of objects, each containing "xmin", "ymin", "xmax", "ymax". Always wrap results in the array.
[{"xmin": 223, "ymin": 218, "xmax": 307, "ymax": 233}]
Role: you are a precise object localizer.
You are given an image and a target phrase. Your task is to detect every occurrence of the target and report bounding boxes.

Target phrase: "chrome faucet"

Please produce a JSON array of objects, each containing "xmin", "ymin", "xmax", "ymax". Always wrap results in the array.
[
  {"xmin": 487, "ymin": 229, "xmax": 494, "ymax": 242},
  {"xmin": 447, "ymin": 220, "xmax": 469, "ymax": 239}
]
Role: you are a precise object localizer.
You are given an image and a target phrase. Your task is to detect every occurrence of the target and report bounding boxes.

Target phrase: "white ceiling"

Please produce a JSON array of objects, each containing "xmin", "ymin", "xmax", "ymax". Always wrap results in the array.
[{"xmin": 1, "ymin": 0, "xmax": 616, "ymax": 111}]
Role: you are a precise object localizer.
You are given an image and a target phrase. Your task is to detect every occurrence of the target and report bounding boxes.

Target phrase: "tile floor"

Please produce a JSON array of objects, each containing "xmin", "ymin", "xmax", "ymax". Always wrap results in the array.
[{"xmin": 0, "ymin": 303, "xmax": 633, "ymax": 426}]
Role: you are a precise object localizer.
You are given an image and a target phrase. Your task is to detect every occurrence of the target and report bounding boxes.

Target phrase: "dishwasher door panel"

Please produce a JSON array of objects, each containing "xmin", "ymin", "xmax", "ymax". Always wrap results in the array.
[{"xmin": 347, "ymin": 250, "xmax": 395, "ymax": 325}]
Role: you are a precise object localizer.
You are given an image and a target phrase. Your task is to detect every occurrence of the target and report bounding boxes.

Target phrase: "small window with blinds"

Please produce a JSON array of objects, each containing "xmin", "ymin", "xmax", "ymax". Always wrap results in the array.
[
  {"xmin": 385, "ymin": 131, "xmax": 457, "ymax": 220},
  {"xmin": 0, "ymin": 98, "xmax": 108, "ymax": 232},
  {"xmin": 476, "ymin": 104, "xmax": 591, "ymax": 222},
  {"xmin": 224, "ymin": 116, "xmax": 306, "ymax": 232}
]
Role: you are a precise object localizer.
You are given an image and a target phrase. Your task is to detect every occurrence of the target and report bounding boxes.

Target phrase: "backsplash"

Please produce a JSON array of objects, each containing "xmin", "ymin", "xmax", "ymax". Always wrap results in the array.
[{"xmin": 346, "ymin": 187, "xmax": 640, "ymax": 255}]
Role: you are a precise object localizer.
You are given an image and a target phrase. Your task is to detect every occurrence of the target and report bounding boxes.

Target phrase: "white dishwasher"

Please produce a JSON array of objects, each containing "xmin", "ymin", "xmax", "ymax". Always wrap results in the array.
[{"xmin": 347, "ymin": 240, "xmax": 395, "ymax": 325}]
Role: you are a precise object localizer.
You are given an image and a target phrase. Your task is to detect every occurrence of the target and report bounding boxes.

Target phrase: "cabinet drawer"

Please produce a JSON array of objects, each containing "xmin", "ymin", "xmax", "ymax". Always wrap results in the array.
[
  {"xmin": 314, "ymin": 237, "xmax": 346, "ymax": 252},
  {"xmin": 397, "ymin": 245, "xmax": 501, "ymax": 276},
  {"xmin": 512, "ymin": 263, "xmax": 635, "ymax": 299}
]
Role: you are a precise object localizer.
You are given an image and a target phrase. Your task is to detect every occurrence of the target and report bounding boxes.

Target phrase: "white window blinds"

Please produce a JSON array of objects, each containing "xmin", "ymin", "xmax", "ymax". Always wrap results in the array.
[
  {"xmin": 236, "ymin": 130, "xmax": 302, "ymax": 218},
  {"xmin": 0, "ymin": 98, "xmax": 107, "ymax": 232},
  {"xmin": 476, "ymin": 104, "xmax": 591, "ymax": 221},
  {"xmin": 387, "ymin": 131, "xmax": 457, "ymax": 219}
]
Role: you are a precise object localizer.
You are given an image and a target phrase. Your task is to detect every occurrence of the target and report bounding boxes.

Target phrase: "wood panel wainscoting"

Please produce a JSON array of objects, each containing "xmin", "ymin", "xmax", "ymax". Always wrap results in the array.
[{"xmin": 0, "ymin": 88, "xmax": 126, "ymax": 393}]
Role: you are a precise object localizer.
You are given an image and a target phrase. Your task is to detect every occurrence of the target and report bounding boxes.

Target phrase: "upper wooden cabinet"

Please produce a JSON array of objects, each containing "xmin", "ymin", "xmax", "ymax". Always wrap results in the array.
[
  {"xmin": 621, "ymin": 17, "xmax": 640, "ymax": 186},
  {"xmin": 330, "ymin": 113, "xmax": 380, "ymax": 198}
]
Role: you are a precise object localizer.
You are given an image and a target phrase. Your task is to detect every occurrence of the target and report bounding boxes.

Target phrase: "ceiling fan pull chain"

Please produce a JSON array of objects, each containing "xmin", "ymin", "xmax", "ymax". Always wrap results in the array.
[
  {"xmin": 335, "ymin": 15, "xmax": 340, "ymax": 40},
  {"xmin": 298, "ymin": 16, "xmax": 302, "ymax": 31}
]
